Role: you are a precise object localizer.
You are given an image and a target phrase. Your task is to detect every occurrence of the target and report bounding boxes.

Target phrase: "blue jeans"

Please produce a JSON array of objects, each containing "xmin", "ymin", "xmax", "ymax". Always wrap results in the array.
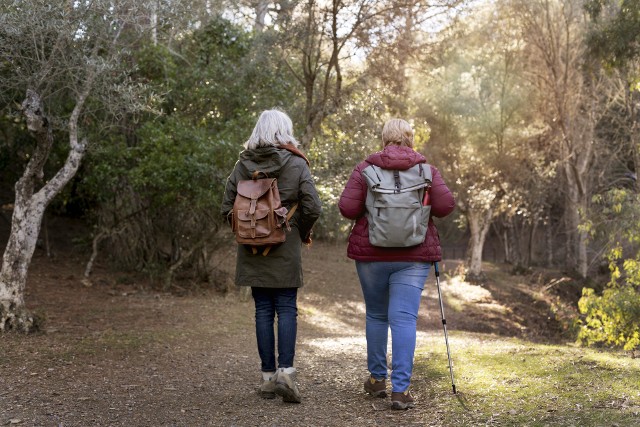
[
  {"xmin": 356, "ymin": 261, "xmax": 430, "ymax": 392},
  {"xmin": 251, "ymin": 287, "xmax": 298, "ymax": 372}
]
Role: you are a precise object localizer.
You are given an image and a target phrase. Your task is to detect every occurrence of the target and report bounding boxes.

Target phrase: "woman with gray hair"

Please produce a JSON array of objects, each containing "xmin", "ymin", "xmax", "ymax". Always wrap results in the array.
[{"xmin": 221, "ymin": 109, "xmax": 322, "ymax": 403}]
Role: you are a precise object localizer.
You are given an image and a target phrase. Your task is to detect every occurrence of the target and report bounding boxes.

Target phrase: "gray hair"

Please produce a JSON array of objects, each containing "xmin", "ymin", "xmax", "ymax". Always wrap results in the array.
[{"xmin": 244, "ymin": 109, "xmax": 299, "ymax": 149}]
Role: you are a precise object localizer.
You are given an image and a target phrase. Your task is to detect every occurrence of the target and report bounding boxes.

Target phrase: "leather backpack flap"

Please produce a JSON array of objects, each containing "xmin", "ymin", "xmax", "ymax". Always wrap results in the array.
[{"xmin": 236, "ymin": 178, "xmax": 277, "ymax": 201}]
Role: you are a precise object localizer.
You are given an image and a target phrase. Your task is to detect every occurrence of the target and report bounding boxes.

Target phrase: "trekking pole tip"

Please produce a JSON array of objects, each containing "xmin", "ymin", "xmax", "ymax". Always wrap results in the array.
[{"xmin": 452, "ymin": 384, "xmax": 457, "ymax": 394}]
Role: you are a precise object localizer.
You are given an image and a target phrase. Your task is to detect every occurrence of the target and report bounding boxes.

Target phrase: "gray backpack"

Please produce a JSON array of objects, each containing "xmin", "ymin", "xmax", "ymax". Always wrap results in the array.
[{"xmin": 361, "ymin": 163, "xmax": 432, "ymax": 247}]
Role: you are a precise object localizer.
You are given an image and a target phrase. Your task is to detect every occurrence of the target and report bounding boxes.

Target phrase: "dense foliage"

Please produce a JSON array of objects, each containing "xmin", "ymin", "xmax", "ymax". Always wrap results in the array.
[
  {"xmin": 578, "ymin": 189, "xmax": 640, "ymax": 350},
  {"xmin": 79, "ymin": 17, "xmax": 301, "ymax": 282},
  {"xmin": 576, "ymin": 0, "xmax": 640, "ymax": 350},
  {"xmin": 585, "ymin": 0, "xmax": 640, "ymax": 67}
]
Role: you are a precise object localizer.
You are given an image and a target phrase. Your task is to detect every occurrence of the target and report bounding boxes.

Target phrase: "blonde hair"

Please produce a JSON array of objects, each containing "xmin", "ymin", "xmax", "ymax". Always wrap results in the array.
[
  {"xmin": 244, "ymin": 109, "xmax": 299, "ymax": 149},
  {"xmin": 382, "ymin": 118, "xmax": 414, "ymax": 148}
]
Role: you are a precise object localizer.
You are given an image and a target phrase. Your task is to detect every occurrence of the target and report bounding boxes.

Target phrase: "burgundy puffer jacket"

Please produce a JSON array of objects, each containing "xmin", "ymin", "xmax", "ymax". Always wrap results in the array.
[{"xmin": 339, "ymin": 145, "xmax": 455, "ymax": 262}]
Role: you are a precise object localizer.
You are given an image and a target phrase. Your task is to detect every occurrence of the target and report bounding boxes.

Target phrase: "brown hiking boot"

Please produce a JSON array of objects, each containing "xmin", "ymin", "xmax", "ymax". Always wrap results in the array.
[
  {"xmin": 363, "ymin": 376, "xmax": 387, "ymax": 398},
  {"xmin": 391, "ymin": 390, "xmax": 415, "ymax": 410}
]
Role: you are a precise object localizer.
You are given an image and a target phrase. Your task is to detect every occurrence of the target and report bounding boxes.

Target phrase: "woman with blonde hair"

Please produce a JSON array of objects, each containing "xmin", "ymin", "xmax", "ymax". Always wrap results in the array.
[
  {"xmin": 221, "ymin": 109, "xmax": 322, "ymax": 403},
  {"xmin": 339, "ymin": 118, "xmax": 455, "ymax": 409}
]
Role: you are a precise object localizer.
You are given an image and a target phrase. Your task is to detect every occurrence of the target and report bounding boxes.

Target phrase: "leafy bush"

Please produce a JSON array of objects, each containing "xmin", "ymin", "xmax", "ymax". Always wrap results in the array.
[
  {"xmin": 82, "ymin": 116, "xmax": 234, "ymax": 274},
  {"xmin": 578, "ymin": 286, "xmax": 640, "ymax": 350},
  {"xmin": 578, "ymin": 188, "xmax": 640, "ymax": 351}
]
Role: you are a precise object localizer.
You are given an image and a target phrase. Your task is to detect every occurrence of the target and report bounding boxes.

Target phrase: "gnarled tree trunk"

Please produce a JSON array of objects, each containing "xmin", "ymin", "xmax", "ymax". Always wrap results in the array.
[{"xmin": 0, "ymin": 90, "xmax": 87, "ymax": 333}]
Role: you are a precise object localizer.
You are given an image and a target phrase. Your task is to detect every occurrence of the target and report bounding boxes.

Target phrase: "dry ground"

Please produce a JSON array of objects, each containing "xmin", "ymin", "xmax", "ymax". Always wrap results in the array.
[{"xmin": 0, "ymin": 238, "xmax": 573, "ymax": 427}]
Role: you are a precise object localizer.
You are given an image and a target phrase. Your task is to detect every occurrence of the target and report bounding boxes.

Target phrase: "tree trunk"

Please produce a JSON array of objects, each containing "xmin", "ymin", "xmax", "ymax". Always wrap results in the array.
[
  {"xmin": 502, "ymin": 227, "xmax": 509, "ymax": 263},
  {"xmin": 563, "ymin": 161, "xmax": 589, "ymax": 278},
  {"xmin": 465, "ymin": 206, "xmax": 493, "ymax": 282},
  {"xmin": 527, "ymin": 220, "xmax": 537, "ymax": 267},
  {"xmin": 0, "ymin": 90, "xmax": 87, "ymax": 333},
  {"xmin": 254, "ymin": 0, "xmax": 269, "ymax": 32},
  {"xmin": 0, "ymin": 205, "xmax": 45, "ymax": 332},
  {"xmin": 546, "ymin": 207, "xmax": 554, "ymax": 266},
  {"xmin": 496, "ymin": 215, "xmax": 523, "ymax": 267},
  {"xmin": 150, "ymin": 0, "xmax": 158, "ymax": 45},
  {"xmin": 629, "ymin": 78, "xmax": 640, "ymax": 192},
  {"xmin": 295, "ymin": 0, "xmax": 349, "ymax": 150},
  {"xmin": 507, "ymin": 221, "xmax": 523, "ymax": 267}
]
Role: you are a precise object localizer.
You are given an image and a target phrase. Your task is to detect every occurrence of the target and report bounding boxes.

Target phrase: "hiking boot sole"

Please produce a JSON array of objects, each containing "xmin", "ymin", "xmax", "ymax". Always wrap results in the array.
[
  {"xmin": 259, "ymin": 390, "xmax": 276, "ymax": 399},
  {"xmin": 391, "ymin": 400, "xmax": 415, "ymax": 410},
  {"xmin": 365, "ymin": 389, "xmax": 387, "ymax": 398},
  {"xmin": 275, "ymin": 383, "xmax": 301, "ymax": 403}
]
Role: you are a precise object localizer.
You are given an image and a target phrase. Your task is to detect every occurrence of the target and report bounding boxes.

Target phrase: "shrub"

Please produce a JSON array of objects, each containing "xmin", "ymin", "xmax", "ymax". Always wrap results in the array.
[
  {"xmin": 577, "ymin": 188, "xmax": 640, "ymax": 351},
  {"xmin": 578, "ymin": 285, "xmax": 640, "ymax": 351}
]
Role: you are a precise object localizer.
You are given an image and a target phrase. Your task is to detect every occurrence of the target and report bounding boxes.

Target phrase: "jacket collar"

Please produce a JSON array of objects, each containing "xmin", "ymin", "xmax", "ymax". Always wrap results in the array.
[{"xmin": 365, "ymin": 145, "xmax": 426, "ymax": 170}]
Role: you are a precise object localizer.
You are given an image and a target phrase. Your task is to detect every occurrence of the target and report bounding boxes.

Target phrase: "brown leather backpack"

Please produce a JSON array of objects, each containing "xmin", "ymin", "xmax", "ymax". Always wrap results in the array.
[{"xmin": 230, "ymin": 171, "xmax": 297, "ymax": 255}]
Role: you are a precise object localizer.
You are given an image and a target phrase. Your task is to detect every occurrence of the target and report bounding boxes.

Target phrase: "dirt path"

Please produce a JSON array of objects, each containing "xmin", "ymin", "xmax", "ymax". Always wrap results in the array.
[{"xmin": 0, "ymin": 241, "xmax": 565, "ymax": 426}]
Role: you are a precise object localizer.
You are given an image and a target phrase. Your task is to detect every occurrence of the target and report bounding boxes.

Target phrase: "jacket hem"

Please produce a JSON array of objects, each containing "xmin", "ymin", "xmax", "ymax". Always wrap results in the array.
[{"xmin": 346, "ymin": 255, "xmax": 442, "ymax": 263}]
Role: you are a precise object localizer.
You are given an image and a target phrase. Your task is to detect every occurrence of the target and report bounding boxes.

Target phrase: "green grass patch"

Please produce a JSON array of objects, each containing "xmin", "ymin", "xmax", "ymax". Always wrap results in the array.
[{"xmin": 414, "ymin": 333, "xmax": 640, "ymax": 426}]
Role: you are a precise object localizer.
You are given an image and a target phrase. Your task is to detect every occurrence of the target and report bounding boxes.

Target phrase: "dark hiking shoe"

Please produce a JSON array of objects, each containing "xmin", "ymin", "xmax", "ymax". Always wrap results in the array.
[
  {"xmin": 259, "ymin": 371, "xmax": 277, "ymax": 399},
  {"xmin": 363, "ymin": 376, "xmax": 387, "ymax": 398},
  {"xmin": 391, "ymin": 390, "xmax": 415, "ymax": 410},
  {"xmin": 274, "ymin": 367, "xmax": 302, "ymax": 403}
]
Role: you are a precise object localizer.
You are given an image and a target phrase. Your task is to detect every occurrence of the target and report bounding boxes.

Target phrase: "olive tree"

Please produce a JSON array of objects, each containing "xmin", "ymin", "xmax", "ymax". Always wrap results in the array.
[{"xmin": 0, "ymin": 0, "xmax": 152, "ymax": 332}]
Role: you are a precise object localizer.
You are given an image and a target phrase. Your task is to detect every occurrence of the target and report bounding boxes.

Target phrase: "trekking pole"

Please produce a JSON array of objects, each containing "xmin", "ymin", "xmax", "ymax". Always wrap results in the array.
[{"xmin": 433, "ymin": 261, "xmax": 457, "ymax": 394}]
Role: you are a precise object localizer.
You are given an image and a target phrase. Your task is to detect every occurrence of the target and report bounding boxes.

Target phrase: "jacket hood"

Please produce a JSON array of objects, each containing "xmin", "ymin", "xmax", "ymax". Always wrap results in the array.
[
  {"xmin": 365, "ymin": 145, "xmax": 426, "ymax": 170},
  {"xmin": 237, "ymin": 146, "xmax": 292, "ymax": 178}
]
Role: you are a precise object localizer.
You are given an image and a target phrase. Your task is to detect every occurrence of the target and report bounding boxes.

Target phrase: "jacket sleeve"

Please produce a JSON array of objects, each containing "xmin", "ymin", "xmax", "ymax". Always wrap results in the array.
[
  {"xmin": 339, "ymin": 162, "xmax": 367, "ymax": 220},
  {"xmin": 297, "ymin": 164, "xmax": 322, "ymax": 241},
  {"xmin": 220, "ymin": 161, "xmax": 240, "ymax": 219},
  {"xmin": 429, "ymin": 165, "xmax": 455, "ymax": 218}
]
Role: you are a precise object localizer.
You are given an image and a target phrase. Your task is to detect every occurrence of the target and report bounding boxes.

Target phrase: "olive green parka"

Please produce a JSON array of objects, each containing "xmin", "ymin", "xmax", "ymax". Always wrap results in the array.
[{"xmin": 221, "ymin": 146, "xmax": 322, "ymax": 288}]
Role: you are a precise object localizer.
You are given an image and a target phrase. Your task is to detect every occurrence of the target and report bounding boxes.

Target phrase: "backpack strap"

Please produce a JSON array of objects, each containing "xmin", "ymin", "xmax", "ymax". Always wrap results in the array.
[
  {"xmin": 286, "ymin": 202, "xmax": 298, "ymax": 221},
  {"xmin": 259, "ymin": 202, "xmax": 299, "ymax": 257}
]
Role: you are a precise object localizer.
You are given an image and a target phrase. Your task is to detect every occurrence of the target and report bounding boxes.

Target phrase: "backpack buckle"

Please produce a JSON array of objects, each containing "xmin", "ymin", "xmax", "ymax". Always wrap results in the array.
[{"xmin": 393, "ymin": 170, "xmax": 401, "ymax": 193}]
